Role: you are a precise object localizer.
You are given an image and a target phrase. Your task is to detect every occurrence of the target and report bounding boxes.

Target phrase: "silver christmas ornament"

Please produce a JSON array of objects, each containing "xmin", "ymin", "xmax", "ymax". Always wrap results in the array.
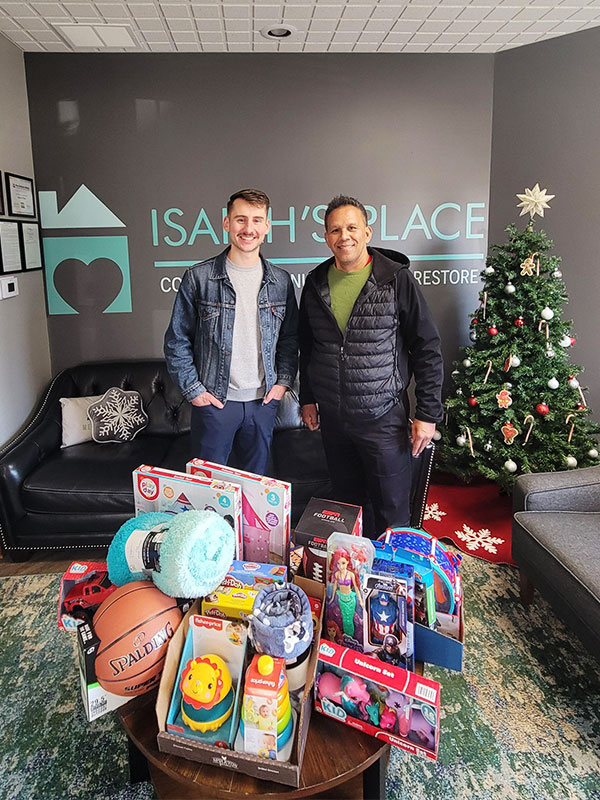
[
  {"xmin": 565, "ymin": 455, "xmax": 578, "ymax": 469},
  {"xmin": 541, "ymin": 306, "xmax": 554, "ymax": 320},
  {"xmin": 456, "ymin": 388, "xmax": 463, "ymax": 395},
  {"xmin": 545, "ymin": 348, "xmax": 555, "ymax": 358},
  {"xmin": 432, "ymin": 430, "xmax": 442, "ymax": 441},
  {"xmin": 469, "ymin": 330, "xmax": 477, "ymax": 342},
  {"xmin": 484, "ymin": 266, "xmax": 495, "ymax": 275},
  {"xmin": 484, "ymin": 441, "xmax": 493, "ymax": 452},
  {"xmin": 560, "ymin": 335, "xmax": 572, "ymax": 348},
  {"xmin": 510, "ymin": 355, "xmax": 521, "ymax": 367},
  {"xmin": 504, "ymin": 459, "xmax": 517, "ymax": 473},
  {"xmin": 456, "ymin": 435, "xmax": 467, "ymax": 447},
  {"xmin": 462, "ymin": 359, "xmax": 472, "ymax": 368},
  {"xmin": 589, "ymin": 448, "xmax": 599, "ymax": 459},
  {"xmin": 552, "ymin": 269, "xmax": 562, "ymax": 278},
  {"xmin": 547, "ymin": 378, "xmax": 559, "ymax": 390},
  {"xmin": 568, "ymin": 377, "xmax": 580, "ymax": 389},
  {"xmin": 504, "ymin": 283, "xmax": 516, "ymax": 295},
  {"xmin": 451, "ymin": 369, "xmax": 459, "ymax": 377}
]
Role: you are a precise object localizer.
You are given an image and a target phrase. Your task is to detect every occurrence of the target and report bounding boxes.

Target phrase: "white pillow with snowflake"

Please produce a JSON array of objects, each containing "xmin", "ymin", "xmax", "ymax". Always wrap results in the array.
[{"xmin": 87, "ymin": 387, "xmax": 148, "ymax": 443}]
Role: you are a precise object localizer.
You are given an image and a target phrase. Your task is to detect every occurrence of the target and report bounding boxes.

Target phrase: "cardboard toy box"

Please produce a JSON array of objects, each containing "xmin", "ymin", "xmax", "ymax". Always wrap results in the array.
[
  {"xmin": 294, "ymin": 498, "xmax": 362, "ymax": 583},
  {"xmin": 133, "ymin": 464, "xmax": 243, "ymax": 558},
  {"xmin": 414, "ymin": 595, "xmax": 465, "ymax": 672},
  {"xmin": 314, "ymin": 639, "xmax": 441, "ymax": 761},
  {"xmin": 156, "ymin": 576, "xmax": 326, "ymax": 787},
  {"xmin": 221, "ymin": 560, "xmax": 287, "ymax": 590},
  {"xmin": 77, "ymin": 621, "xmax": 130, "ymax": 721},
  {"xmin": 201, "ymin": 585, "xmax": 258, "ymax": 621},
  {"xmin": 187, "ymin": 459, "xmax": 291, "ymax": 566},
  {"xmin": 58, "ymin": 561, "xmax": 116, "ymax": 632}
]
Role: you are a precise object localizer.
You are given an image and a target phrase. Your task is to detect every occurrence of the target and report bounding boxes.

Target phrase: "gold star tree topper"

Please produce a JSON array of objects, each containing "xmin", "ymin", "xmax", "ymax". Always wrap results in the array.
[{"xmin": 516, "ymin": 184, "xmax": 555, "ymax": 219}]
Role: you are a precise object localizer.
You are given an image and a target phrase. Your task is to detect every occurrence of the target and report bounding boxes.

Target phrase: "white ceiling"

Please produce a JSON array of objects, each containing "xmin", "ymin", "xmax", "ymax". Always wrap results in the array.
[{"xmin": 1, "ymin": 0, "xmax": 599, "ymax": 54}]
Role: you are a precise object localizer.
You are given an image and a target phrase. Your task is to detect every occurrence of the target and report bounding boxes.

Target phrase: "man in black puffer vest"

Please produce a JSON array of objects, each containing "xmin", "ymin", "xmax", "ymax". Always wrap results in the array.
[{"xmin": 299, "ymin": 195, "xmax": 443, "ymax": 539}]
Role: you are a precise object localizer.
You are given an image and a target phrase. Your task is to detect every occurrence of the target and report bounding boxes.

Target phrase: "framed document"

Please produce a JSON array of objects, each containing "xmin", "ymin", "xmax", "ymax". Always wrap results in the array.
[
  {"xmin": 20, "ymin": 222, "xmax": 43, "ymax": 271},
  {"xmin": 0, "ymin": 221, "xmax": 23, "ymax": 273},
  {"xmin": 5, "ymin": 172, "xmax": 36, "ymax": 218},
  {"xmin": 0, "ymin": 171, "xmax": 4, "ymax": 216}
]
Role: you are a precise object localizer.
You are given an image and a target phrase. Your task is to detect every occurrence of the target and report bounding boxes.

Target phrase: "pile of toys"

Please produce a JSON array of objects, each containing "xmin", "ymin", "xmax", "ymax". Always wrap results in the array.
[{"xmin": 57, "ymin": 462, "xmax": 464, "ymax": 780}]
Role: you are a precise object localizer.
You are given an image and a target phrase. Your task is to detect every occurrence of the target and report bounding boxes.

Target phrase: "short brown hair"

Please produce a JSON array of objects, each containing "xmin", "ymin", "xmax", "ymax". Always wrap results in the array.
[
  {"xmin": 324, "ymin": 195, "xmax": 368, "ymax": 230},
  {"xmin": 227, "ymin": 188, "xmax": 270, "ymax": 216}
]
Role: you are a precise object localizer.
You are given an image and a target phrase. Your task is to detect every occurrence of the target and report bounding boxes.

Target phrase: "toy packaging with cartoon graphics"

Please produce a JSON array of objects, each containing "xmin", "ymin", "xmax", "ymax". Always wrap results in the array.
[
  {"xmin": 325, "ymin": 533, "xmax": 374, "ymax": 649},
  {"xmin": 362, "ymin": 566, "xmax": 414, "ymax": 672},
  {"xmin": 133, "ymin": 465, "xmax": 243, "ymax": 558},
  {"xmin": 373, "ymin": 540, "xmax": 437, "ymax": 629},
  {"xmin": 187, "ymin": 459, "xmax": 291, "ymax": 565},
  {"xmin": 166, "ymin": 613, "xmax": 248, "ymax": 746},
  {"xmin": 58, "ymin": 561, "xmax": 116, "ymax": 631},
  {"xmin": 314, "ymin": 638, "xmax": 441, "ymax": 760},
  {"xmin": 294, "ymin": 498, "xmax": 363, "ymax": 583}
]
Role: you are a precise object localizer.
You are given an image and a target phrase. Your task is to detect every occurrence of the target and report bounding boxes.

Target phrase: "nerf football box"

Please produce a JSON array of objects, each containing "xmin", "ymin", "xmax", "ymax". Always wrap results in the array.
[
  {"xmin": 187, "ymin": 459, "xmax": 291, "ymax": 566},
  {"xmin": 314, "ymin": 639, "xmax": 441, "ymax": 761},
  {"xmin": 133, "ymin": 464, "xmax": 243, "ymax": 558},
  {"xmin": 294, "ymin": 498, "xmax": 362, "ymax": 583}
]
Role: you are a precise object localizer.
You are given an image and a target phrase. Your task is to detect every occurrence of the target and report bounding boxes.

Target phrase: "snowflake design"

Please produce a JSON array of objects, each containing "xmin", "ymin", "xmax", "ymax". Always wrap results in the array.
[
  {"xmin": 454, "ymin": 524, "xmax": 504, "ymax": 554},
  {"xmin": 89, "ymin": 388, "xmax": 147, "ymax": 442},
  {"xmin": 424, "ymin": 502, "xmax": 447, "ymax": 523}
]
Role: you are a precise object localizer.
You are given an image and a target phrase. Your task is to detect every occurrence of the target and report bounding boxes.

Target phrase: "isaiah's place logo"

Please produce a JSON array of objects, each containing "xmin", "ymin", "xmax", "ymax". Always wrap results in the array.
[{"xmin": 40, "ymin": 185, "xmax": 132, "ymax": 315}]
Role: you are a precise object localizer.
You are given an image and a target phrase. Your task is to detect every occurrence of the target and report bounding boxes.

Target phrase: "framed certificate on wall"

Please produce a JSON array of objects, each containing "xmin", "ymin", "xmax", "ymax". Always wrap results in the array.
[
  {"xmin": 5, "ymin": 172, "xmax": 36, "ymax": 218},
  {"xmin": 20, "ymin": 222, "xmax": 43, "ymax": 271},
  {"xmin": 0, "ymin": 221, "xmax": 23, "ymax": 273}
]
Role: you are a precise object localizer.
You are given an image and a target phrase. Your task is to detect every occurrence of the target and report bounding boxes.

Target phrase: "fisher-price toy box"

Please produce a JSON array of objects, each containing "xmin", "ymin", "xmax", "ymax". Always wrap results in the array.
[
  {"xmin": 187, "ymin": 459, "xmax": 291, "ymax": 566},
  {"xmin": 294, "ymin": 498, "xmax": 362, "ymax": 583},
  {"xmin": 156, "ymin": 576, "xmax": 325, "ymax": 787},
  {"xmin": 133, "ymin": 465, "xmax": 243, "ymax": 558},
  {"xmin": 314, "ymin": 639, "xmax": 441, "ymax": 761}
]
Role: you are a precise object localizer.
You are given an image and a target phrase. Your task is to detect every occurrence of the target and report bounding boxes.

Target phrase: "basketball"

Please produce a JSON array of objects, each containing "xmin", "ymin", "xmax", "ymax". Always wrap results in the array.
[{"xmin": 93, "ymin": 581, "xmax": 182, "ymax": 697}]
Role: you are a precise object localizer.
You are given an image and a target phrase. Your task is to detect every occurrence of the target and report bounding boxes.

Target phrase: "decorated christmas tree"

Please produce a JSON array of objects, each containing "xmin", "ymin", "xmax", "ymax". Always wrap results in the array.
[{"xmin": 438, "ymin": 185, "xmax": 600, "ymax": 492}]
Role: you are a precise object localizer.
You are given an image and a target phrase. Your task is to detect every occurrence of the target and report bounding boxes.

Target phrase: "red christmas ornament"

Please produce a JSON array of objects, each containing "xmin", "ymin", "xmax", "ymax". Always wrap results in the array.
[
  {"xmin": 468, "ymin": 397, "xmax": 478, "ymax": 407},
  {"xmin": 488, "ymin": 326, "xmax": 498, "ymax": 336},
  {"xmin": 536, "ymin": 403, "xmax": 550, "ymax": 416},
  {"xmin": 570, "ymin": 336, "xmax": 576, "ymax": 346},
  {"xmin": 471, "ymin": 318, "xmax": 478, "ymax": 326},
  {"xmin": 514, "ymin": 317, "xmax": 524, "ymax": 327},
  {"xmin": 577, "ymin": 404, "xmax": 586, "ymax": 410}
]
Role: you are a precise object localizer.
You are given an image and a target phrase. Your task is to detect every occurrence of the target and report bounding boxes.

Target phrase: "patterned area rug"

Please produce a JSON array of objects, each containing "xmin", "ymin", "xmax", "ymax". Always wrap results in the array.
[
  {"xmin": 1, "ymin": 567, "xmax": 599, "ymax": 800},
  {"xmin": 424, "ymin": 478, "xmax": 515, "ymax": 565}
]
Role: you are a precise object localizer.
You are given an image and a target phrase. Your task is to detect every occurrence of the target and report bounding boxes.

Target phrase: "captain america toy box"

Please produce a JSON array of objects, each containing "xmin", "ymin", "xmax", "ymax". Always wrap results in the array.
[{"xmin": 314, "ymin": 639, "xmax": 441, "ymax": 760}]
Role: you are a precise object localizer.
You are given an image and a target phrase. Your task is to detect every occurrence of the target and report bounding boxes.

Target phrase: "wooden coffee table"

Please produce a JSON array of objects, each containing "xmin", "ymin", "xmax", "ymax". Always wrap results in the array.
[{"xmin": 119, "ymin": 692, "xmax": 389, "ymax": 799}]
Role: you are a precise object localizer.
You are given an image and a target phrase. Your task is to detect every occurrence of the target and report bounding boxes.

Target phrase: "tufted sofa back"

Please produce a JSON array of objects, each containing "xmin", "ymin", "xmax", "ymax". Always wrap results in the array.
[{"xmin": 63, "ymin": 360, "xmax": 191, "ymax": 436}]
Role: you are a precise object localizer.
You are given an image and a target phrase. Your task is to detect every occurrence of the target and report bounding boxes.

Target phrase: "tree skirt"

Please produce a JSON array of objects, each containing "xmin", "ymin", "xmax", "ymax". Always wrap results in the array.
[{"xmin": 423, "ymin": 478, "xmax": 515, "ymax": 565}]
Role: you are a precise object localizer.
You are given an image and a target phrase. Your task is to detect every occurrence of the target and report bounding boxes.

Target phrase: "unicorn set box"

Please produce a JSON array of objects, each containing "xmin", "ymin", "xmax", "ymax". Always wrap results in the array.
[
  {"xmin": 132, "ymin": 465, "xmax": 243, "ymax": 558},
  {"xmin": 187, "ymin": 459, "xmax": 291, "ymax": 566},
  {"xmin": 314, "ymin": 638, "xmax": 441, "ymax": 761},
  {"xmin": 156, "ymin": 576, "xmax": 325, "ymax": 787}
]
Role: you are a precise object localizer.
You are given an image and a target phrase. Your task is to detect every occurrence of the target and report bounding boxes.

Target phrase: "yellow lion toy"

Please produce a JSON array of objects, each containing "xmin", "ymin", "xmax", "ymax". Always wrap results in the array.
[{"xmin": 180, "ymin": 653, "xmax": 234, "ymax": 732}]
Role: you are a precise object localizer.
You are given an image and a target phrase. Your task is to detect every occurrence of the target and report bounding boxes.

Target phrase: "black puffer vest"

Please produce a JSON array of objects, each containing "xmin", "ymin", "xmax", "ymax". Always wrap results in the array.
[{"xmin": 299, "ymin": 247, "xmax": 443, "ymax": 423}]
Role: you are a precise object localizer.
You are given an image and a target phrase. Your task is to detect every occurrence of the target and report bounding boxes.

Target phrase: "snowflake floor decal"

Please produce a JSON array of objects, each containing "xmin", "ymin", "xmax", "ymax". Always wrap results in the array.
[{"xmin": 454, "ymin": 524, "xmax": 505, "ymax": 554}]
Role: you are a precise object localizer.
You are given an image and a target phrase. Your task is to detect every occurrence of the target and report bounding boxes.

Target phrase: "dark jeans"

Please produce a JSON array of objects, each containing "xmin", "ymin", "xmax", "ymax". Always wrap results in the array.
[
  {"xmin": 191, "ymin": 398, "xmax": 280, "ymax": 475},
  {"xmin": 320, "ymin": 402, "xmax": 411, "ymax": 539}
]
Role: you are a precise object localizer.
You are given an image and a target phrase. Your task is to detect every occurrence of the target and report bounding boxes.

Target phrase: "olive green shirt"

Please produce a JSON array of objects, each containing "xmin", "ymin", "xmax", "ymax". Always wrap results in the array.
[{"xmin": 328, "ymin": 261, "xmax": 372, "ymax": 333}]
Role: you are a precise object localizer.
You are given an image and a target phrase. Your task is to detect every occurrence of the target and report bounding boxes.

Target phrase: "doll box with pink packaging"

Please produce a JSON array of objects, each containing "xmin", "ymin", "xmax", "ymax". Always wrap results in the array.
[
  {"xmin": 314, "ymin": 638, "xmax": 441, "ymax": 761},
  {"xmin": 187, "ymin": 459, "xmax": 290, "ymax": 566}
]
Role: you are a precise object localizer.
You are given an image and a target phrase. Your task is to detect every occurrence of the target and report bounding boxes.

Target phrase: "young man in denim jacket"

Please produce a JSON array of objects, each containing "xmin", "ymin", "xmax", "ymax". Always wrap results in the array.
[{"xmin": 164, "ymin": 189, "xmax": 298, "ymax": 474}]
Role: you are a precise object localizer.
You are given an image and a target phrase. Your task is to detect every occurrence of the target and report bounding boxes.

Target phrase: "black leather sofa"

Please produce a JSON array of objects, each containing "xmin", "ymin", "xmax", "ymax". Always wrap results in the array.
[{"xmin": 0, "ymin": 360, "xmax": 433, "ymax": 561}]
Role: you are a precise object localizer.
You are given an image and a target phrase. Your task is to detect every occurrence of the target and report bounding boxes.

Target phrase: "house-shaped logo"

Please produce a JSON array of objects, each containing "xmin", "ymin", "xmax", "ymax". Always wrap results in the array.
[{"xmin": 40, "ymin": 185, "xmax": 132, "ymax": 315}]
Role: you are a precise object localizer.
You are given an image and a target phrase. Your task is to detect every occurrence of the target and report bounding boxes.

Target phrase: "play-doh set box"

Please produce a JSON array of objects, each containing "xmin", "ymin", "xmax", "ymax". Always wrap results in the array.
[
  {"xmin": 156, "ymin": 576, "xmax": 325, "ymax": 787},
  {"xmin": 187, "ymin": 459, "xmax": 291, "ymax": 565},
  {"xmin": 221, "ymin": 560, "xmax": 287, "ymax": 590},
  {"xmin": 132, "ymin": 465, "xmax": 243, "ymax": 558},
  {"xmin": 294, "ymin": 498, "xmax": 362, "ymax": 583},
  {"xmin": 57, "ymin": 561, "xmax": 116, "ymax": 632},
  {"xmin": 314, "ymin": 638, "xmax": 441, "ymax": 761}
]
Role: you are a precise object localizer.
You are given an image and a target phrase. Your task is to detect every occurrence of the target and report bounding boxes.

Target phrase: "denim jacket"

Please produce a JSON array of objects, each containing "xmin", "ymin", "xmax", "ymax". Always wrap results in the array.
[{"xmin": 164, "ymin": 248, "xmax": 299, "ymax": 404}]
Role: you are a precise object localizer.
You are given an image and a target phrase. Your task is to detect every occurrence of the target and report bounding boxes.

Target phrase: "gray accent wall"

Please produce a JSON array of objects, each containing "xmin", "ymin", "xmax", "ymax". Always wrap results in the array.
[
  {"xmin": 25, "ymin": 53, "xmax": 493, "ymax": 382},
  {"xmin": 490, "ymin": 27, "xmax": 600, "ymax": 421},
  {"xmin": 0, "ymin": 33, "xmax": 51, "ymax": 448}
]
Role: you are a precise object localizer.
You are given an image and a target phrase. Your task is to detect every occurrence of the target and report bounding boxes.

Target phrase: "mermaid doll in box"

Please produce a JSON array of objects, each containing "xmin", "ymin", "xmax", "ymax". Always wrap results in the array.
[{"xmin": 326, "ymin": 534, "xmax": 374, "ymax": 645}]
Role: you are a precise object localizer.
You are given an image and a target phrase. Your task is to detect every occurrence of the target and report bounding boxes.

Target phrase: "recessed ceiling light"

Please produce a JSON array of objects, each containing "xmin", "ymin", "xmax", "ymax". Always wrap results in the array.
[
  {"xmin": 55, "ymin": 23, "xmax": 137, "ymax": 49},
  {"xmin": 260, "ymin": 24, "xmax": 297, "ymax": 40}
]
